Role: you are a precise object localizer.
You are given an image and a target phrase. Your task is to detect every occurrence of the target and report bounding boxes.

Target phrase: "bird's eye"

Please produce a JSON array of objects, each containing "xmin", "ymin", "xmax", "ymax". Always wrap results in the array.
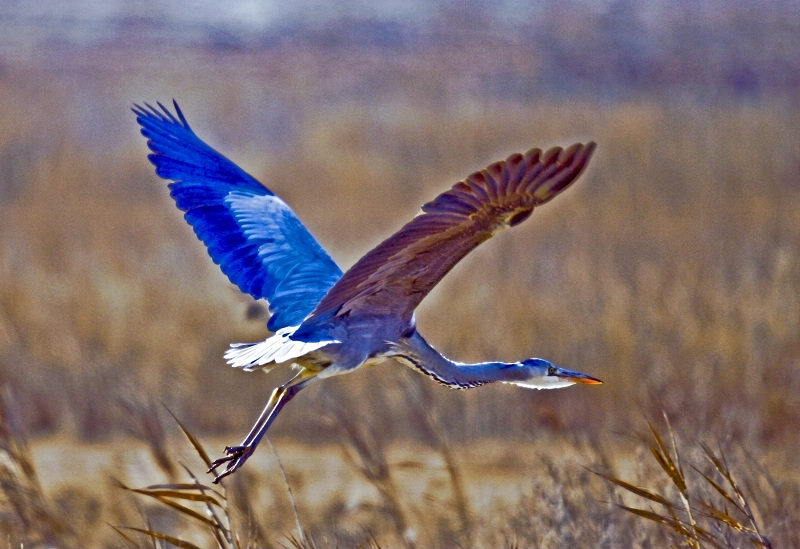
[{"xmin": 548, "ymin": 366, "xmax": 557, "ymax": 376}]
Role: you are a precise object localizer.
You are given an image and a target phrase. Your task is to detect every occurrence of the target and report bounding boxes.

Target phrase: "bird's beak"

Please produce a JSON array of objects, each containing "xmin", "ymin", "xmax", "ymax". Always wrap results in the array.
[{"xmin": 557, "ymin": 368, "xmax": 603, "ymax": 385}]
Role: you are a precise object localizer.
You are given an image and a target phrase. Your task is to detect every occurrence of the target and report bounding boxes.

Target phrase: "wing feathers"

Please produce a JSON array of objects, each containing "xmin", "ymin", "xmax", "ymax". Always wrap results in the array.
[
  {"xmin": 300, "ymin": 142, "xmax": 595, "ymax": 332},
  {"xmin": 137, "ymin": 101, "xmax": 595, "ymax": 341},
  {"xmin": 224, "ymin": 327, "xmax": 337, "ymax": 371},
  {"xmin": 134, "ymin": 101, "xmax": 343, "ymax": 331}
]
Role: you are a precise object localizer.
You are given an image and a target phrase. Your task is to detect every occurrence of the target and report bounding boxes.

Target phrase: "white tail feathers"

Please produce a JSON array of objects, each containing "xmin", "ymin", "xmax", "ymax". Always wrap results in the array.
[{"xmin": 224, "ymin": 326, "xmax": 336, "ymax": 371}]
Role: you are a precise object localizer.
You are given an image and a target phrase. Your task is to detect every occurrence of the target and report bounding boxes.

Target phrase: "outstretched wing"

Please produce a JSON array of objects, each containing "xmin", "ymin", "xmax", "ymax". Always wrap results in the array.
[
  {"xmin": 133, "ymin": 101, "xmax": 342, "ymax": 331},
  {"xmin": 298, "ymin": 143, "xmax": 595, "ymax": 333}
]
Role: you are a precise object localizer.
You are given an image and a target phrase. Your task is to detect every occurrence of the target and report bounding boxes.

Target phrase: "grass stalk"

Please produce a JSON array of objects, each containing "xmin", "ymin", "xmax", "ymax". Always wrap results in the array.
[{"xmin": 598, "ymin": 415, "xmax": 772, "ymax": 549}]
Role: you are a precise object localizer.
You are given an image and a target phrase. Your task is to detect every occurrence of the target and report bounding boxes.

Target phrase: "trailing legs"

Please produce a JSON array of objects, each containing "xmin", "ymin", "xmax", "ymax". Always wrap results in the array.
[{"xmin": 209, "ymin": 369, "xmax": 317, "ymax": 483}]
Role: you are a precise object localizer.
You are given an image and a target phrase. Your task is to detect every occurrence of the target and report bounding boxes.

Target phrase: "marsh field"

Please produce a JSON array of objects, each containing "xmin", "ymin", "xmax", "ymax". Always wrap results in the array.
[{"xmin": 0, "ymin": 2, "xmax": 799, "ymax": 547}]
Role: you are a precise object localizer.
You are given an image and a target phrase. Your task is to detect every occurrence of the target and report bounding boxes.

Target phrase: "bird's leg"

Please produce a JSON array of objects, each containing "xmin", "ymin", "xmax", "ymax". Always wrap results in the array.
[{"xmin": 209, "ymin": 369, "xmax": 316, "ymax": 483}]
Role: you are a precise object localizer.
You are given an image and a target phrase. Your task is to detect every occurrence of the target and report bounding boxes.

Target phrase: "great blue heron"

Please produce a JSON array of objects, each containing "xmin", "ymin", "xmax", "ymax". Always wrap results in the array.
[{"xmin": 133, "ymin": 101, "xmax": 601, "ymax": 483}]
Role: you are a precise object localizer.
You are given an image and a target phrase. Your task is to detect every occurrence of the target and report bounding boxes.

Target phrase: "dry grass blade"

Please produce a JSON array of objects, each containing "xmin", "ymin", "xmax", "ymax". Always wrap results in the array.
[
  {"xmin": 697, "ymin": 500, "xmax": 748, "ymax": 530},
  {"xmin": 132, "ymin": 483, "xmax": 224, "ymax": 505},
  {"xmin": 648, "ymin": 420, "xmax": 700, "ymax": 548},
  {"xmin": 116, "ymin": 479, "xmax": 223, "ymax": 529},
  {"xmin": 696, "ymin": 501, "xmax": 771, "ymax": 547},
  {"xmin": 616, "ymin": 505, "xmax": 725, "ymax": 549},
  {"xmin": 615, "ymin": 504, "xmax": 686, "ymax": 532},
  {"xmin": 595, "ymin": 472, "xmax": 677, "ymax": 508},
  {"xmin": 164, "ymin": 405, "xmax": 213, "ymax": 468},
  {"xmin": 107, "ymin": 523, "xmax": 139, "ymax": 547},
  {"xmin": 115, "ymin": 479, "xmax": 222, "ymax": 506},
  {"xmin": 700, "ymin": 443, "xmax": 771, "ymax": 548},
  {"xmin": 662, "ymin": 411, "xmax": 684, "ymax": 477},
  {"xmin": 122, "ymin": 526, "xmax": 205, "ymax": 549},
  {"xmin": 647, "ymin": 421, "xmax": 687, "ymax": 493},
  {"xmin": 179, "ymin": 461, "xmax": 236, "ymax": 548},
  {"xmin": 152, "ymin": 495, "xmax": 223, "ymax": 528},
  {"xmin": 702, "ymin": 445, "xmax": 755, "ymax": 515},
  {"xmin": 692, "ymin": 466, "xmax": 746, "ymax": 514}
]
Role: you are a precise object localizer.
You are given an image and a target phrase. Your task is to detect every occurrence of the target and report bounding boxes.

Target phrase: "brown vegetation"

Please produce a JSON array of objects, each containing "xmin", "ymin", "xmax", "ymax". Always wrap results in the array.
[{"xmin": 0, "ymin": 15, "xmax": 798, "ymax": 546}]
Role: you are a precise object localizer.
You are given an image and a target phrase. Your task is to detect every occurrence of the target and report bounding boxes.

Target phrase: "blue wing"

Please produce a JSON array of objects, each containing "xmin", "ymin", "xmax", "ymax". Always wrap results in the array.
[{"xmin": 133, "ymin": 101, "xmax": 342, "ymax": 331}]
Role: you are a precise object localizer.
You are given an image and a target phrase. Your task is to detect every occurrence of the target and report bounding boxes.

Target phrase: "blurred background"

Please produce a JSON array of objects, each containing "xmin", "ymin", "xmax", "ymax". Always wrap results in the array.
[{"xmin": 0, "ymin": 0, "xmax": 798, "ymax": 546}]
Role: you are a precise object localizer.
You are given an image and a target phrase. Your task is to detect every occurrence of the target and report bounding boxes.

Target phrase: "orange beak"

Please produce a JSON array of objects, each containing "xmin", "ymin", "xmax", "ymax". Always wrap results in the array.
[{"xmin": 558, "ymin": 368, "xmax": 603, "ymax": 385}]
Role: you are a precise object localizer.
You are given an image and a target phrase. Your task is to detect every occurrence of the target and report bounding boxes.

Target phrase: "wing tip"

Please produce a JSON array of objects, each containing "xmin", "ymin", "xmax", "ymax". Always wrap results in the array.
[
  {"xmin": 528, "ymin": 141, "xmax": 595, "ymax": 204},
  {"xmin": 132, "ymin": 99, "xmax": 190, "ymax": 130}
]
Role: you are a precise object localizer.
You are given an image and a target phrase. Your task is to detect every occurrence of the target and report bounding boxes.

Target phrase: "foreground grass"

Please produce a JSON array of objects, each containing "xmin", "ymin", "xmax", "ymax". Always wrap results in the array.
[
  {"xmin": 3, "ymin": 394, "xmax": 797, "ymax": 547},
  {"xmin": 599, "ymin": 416, "xmax": 774, "ymax": 549}
]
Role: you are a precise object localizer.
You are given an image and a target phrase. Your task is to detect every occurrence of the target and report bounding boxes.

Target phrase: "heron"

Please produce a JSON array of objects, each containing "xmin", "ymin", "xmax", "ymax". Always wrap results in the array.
[{"xmin": 133, "ymin": 101, "xmax": 601, "ymax": 483}]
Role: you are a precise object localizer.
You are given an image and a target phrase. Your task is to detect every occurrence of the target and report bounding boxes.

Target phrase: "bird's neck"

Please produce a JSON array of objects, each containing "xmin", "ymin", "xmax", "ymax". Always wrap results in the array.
[{"xmin": 392, "ymin": 330, "xmax": 513, "ymax": 389}]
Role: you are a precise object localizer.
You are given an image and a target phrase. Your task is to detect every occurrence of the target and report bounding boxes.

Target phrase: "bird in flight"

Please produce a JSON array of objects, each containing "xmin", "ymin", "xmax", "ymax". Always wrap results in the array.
[{"xmin": 133, "ymin": 101, "xmax": 601, "ymax": 483}]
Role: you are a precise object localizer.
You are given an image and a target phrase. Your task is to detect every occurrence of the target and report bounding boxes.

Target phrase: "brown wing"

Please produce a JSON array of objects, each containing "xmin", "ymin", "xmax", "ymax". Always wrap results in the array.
[{"xmin": 305, "ymin": 142, "xmax": 595, "ymax": 326}]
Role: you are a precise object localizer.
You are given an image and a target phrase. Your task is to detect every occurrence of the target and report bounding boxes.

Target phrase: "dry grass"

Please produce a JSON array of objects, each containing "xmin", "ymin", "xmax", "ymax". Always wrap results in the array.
[
  {"xmin": 0, "ymin": 40, "xmax": 798, "ymax": 546},
  {"xmin": 598, "ymin": 415, "xmax": 774, "ymax": 548},
  {"xmin": 0, "ymin": 389, "xmax": 74, "ymax": 546}
]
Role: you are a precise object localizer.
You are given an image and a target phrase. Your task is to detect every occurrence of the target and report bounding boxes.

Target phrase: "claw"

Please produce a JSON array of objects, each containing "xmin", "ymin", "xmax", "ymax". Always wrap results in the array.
[{"xmin": 208, "ymin": 445, "xmax": 254, "ymax": 483}]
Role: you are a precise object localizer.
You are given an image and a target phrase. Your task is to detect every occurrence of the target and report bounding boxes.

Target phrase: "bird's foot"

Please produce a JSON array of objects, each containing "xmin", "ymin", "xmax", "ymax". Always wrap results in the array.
[{"xmin": 208, "ymin": 445, "xmax": 254, "ymax": 483}]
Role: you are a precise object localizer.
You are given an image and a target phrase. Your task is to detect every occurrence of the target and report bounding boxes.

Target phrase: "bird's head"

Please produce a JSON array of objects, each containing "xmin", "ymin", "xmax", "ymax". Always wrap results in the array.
[{"xmin": 504, "ymin": 358, "xmax": 602, "ymax": 390}]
